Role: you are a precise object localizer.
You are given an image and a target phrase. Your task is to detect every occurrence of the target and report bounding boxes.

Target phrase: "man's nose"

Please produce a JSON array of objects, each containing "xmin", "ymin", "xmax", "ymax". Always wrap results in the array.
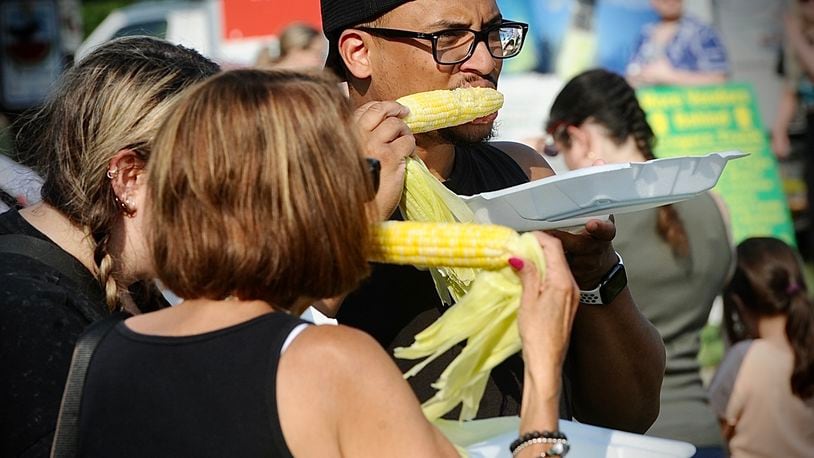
[{"xmin": 460, "ymin": 40, "xmax": 497, "ymax": 75}]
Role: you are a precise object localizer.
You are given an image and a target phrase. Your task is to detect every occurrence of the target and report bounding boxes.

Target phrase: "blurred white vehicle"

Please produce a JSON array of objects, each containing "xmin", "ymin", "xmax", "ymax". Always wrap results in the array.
[{"xmin": 76, "ymin": 1, "xmax": 321, "ymax": 67}]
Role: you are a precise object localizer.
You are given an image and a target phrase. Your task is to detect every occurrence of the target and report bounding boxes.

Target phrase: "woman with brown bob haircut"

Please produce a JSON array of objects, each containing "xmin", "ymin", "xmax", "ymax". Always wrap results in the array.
[{"xmin": 73, "ymin": 69, "xmax": 580, "ymax": 458}]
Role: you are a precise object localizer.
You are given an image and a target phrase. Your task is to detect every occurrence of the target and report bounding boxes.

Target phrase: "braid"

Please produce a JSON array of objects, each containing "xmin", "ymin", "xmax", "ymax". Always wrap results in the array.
[
  {"xmin": 656, "ymin": 205, "xmax": 690, "ymax": 258},
  {"xmin": 615, "ymin": 73, "xmax": 689, "ymax": 258},
  {"xmin": 93, "ymin": 230, "xmax": 121, "ymax": 311}
]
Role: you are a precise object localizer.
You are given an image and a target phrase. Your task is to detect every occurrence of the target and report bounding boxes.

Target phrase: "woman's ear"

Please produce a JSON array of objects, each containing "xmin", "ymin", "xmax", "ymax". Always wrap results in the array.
[
  {"xmin": 107, "ymin": 149, "xmax": 146, "ymax": 217},
  {"xmin": 339, "ymin": 29, "xmax": 372, "ymax": 79},
  {"xmin": 565, "ymin": 125, "xmax": 594, "ymax": 160}
]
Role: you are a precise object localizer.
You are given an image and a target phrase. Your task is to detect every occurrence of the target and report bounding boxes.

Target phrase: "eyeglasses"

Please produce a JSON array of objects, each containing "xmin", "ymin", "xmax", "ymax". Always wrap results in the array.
[
  {"xmin": 366, "ymin": 157, "xmax": 381, "ymax": 197},
  {"xmin": 356, "ymin": 21, "xmax": 528, "ymax": 65}
]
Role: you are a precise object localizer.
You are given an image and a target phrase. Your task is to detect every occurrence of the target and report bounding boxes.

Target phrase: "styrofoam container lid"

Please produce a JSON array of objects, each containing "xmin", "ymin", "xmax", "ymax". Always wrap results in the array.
[{"xmin": 460, "ymin": 151, "xmax": 747, "ymax": 231}]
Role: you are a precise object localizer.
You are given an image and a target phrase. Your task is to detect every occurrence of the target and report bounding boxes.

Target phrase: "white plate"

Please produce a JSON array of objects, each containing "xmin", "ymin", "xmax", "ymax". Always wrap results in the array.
[
  {"xmin": 460, "ymin": 151, "xmax": 746, "ymax": 231},
  {"xmin": 435, "ymin": 417, "xmax": 696, "ymax": 458}
]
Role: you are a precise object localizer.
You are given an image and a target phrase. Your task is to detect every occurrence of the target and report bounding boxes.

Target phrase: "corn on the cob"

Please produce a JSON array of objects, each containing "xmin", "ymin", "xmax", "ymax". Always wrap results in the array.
[
  {"xmin": 385, "ymin": 227, "xmax": 547, "ymax": 422},
  {"xmin": 385, "ymin": 88, "xmax": 538, "ymax": 424},
  {"xmin": 370, "ymin": 221, "xmax": 519, "ymax": 269},
  {"xmin": 400, "ymin": 156, "xmax": 478, "ymax": 303},
  {"xmin": 396, "ymin": 87, "xmax": 504, "ymax": 134}
]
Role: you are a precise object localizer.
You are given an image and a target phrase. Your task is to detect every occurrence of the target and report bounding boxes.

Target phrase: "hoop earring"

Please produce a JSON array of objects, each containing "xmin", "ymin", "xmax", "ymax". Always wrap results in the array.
[{"xmin": 106, "ymin": 168, "xmax": 119, "ymax": 179}]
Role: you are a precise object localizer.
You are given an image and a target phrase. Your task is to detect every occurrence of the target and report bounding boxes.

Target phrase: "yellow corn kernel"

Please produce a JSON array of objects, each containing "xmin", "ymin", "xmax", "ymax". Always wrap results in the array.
[
  {"xmin": 396, "ymin": 87, "xmax": 504, "ymax": 134},
  {"xmin": 369, "ymin": 221, "xmax": 518, "ymax": 269}
]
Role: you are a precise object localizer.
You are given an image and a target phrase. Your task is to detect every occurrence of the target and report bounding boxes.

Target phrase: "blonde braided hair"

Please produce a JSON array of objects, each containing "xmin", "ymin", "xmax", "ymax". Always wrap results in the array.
[{"xmin": 16, "ymin": 37, "xmax": 219, "ymax": 310}]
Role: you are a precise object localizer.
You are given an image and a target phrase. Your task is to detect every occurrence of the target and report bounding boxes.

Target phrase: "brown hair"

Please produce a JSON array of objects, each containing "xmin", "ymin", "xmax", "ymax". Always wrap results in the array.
[
  {"xmin": 15, "ymin": 36, "xmax": 219, "ymax": 309},
  {"xmin": 723, "ymin": 237, "xmax": 814, "ymax": 400},
  {"xmin": 547, "ymin": 69, "xmax": 690, "ymax": 257},
  {"xmin": 148, "ymin": 69, "xmax": 373, "ymax": 310}
]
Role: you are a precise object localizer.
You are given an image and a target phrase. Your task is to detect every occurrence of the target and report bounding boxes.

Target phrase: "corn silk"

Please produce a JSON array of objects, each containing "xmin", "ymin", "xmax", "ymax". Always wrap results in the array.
[{"xmin": 394, "ymin": 155, "xmax": 546, "ymax": 421}]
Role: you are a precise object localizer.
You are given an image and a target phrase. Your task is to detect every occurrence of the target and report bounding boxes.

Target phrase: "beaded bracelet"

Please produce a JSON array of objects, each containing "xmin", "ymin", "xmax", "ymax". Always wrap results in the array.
[
  {"xmin": 510, "ymin": 431, "xmax": 569, "ymax": 457},
  {"xmin": 512, "ymin": 437, "xmax": 570, "ymax": 457}
]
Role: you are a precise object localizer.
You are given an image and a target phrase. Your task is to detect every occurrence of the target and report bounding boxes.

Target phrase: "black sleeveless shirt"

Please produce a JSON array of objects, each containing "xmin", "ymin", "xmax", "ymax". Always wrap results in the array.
[
  {"xmin": 338, "ymin": 143, "xmax": 572, "ymax": 420},
  {"xmin": 78, "ymin": 312, "xmax": 306, "ymax": 457}
]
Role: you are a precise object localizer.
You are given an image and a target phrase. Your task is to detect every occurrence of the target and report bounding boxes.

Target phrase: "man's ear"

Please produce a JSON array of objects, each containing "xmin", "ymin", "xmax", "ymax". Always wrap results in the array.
[
  {"xmin": 107, "ymin": 149, "xmax": 146, "ymax": 214},
  {"xmin": 338, "ymin": 29, "xmax": 372, "ymax": 79}
]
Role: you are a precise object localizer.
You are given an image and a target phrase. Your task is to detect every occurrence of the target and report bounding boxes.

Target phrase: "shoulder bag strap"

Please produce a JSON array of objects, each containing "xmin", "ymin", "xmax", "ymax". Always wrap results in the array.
[
  {"xmin": 0, "ymin": 234, "xmax": 107, "ymax": 321},
  {"xmin": 50, "ymin": 314, "xmax": 124, "ymax": 457},
  {"xmin": 0, "ymin": 234, "xmax": 98, "ymax": 292}
]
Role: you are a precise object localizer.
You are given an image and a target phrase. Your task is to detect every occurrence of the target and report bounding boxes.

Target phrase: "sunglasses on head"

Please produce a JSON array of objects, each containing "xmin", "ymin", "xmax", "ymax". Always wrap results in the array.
[
  {"xmin": 542, "ymin": 121, "xmax": 569, "ymax": 157},
  {"xmin": 542, "ymin": 135, "xmax": 559, "ymax": 157},
  {"xmin": 366, "ymin": 157, "xmax": 381, "ymax": 197}
]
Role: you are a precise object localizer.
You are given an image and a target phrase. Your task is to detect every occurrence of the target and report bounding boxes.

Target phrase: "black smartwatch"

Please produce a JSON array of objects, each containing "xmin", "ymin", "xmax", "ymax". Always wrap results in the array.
[{"xmin": 579, "ymin": 252, "xmax": 627, "ymax": 305}]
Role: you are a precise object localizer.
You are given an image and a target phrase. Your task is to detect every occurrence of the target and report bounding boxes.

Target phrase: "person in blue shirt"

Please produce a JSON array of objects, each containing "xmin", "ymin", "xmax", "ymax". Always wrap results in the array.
[{"xmin": 626, "ymin": 0, "xmax": 729, "ymax": 86}]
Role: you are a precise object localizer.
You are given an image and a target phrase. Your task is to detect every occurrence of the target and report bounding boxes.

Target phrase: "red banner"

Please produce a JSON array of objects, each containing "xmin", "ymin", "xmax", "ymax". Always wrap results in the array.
[{"xmin": 221, "ymin": 0, "xmax": 322, "ymax": 39}]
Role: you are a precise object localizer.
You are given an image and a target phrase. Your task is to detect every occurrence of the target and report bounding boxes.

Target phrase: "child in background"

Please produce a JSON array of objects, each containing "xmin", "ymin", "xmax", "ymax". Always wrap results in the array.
[{"xmin": 709, "ymin": 237, "xmax": 814, "ymax": 457}]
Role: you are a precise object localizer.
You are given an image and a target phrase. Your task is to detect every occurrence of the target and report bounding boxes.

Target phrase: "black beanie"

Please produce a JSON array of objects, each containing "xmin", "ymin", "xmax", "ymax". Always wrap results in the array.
[{"xmin": 320, "ymin": 0, "xmax": 413, "ymax": 79}]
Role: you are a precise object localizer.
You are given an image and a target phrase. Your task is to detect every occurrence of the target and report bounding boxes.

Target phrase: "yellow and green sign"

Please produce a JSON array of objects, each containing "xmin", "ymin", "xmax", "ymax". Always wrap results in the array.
[{"xmin": 638, "ymin": 83, "xmax": 795, "ymax": 245}]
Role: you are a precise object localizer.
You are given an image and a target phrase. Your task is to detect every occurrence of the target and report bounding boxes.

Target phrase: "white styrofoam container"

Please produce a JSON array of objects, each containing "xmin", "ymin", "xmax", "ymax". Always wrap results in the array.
[{"xmin": 461, "ymin": 151, "xmax": 746, "ymax": 231}]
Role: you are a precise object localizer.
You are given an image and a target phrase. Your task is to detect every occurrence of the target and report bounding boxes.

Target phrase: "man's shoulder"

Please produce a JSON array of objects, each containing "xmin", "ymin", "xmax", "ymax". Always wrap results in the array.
[{"xmin": 488, "ymin": 141, "xmax": 553, "ymax": 181}]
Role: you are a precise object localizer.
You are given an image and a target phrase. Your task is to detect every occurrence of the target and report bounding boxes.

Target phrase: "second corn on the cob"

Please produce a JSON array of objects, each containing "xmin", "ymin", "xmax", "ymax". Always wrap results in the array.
[
  {"xmin": 368, "ymin": 220, "xmax": 547, "ymax": 421},
  {"xmin": 370, "ymin": 221, "xmax": 517, "ymax": 270}
]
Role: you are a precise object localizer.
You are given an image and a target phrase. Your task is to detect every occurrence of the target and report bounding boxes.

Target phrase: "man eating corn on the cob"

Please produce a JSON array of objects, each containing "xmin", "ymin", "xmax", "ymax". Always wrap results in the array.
[{"xmin": 319, "ymin": 0, "xmax": 665, "ymax": 434}]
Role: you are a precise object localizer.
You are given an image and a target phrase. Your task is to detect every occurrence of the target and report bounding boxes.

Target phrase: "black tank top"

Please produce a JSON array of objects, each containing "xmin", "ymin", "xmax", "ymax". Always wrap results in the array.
[
  {"xmin": 338, "ymin": 143, "xmax": 573, "ymax": 420},
  {"xmin": 78, "ymin": 312, "xmax": 306, "ymax": 457}
]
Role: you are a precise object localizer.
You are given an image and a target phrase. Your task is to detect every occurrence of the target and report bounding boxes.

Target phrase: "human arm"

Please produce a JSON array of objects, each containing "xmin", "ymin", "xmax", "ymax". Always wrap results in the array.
[
  {"xmin": 786, "ymin": 14, "xmax": 814, "ymax": 79},
  {"xmin": 277, "ymin": 232, "xmax": 579, "ymax": 457},
  {"xmin": 707, "ymin": 340, "xmax": 752, "ymax": 450},
  {"xmin": 772, "ymin": 86, "xmax": 798, "ymax": 159},
  {"xmin": 517, "ymin": 233, "xmax": 580, "ymax": 439},
  {"xmin": 630, "ymin": 21, "xmax": 729, "ymax": 87},
  {"xmin": 633, "ymin": 59, "xmax": 727, "ymax": 86}
]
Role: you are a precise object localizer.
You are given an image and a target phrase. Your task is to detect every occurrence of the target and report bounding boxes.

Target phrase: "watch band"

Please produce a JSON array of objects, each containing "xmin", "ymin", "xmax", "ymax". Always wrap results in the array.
[{"xmin": 579, "ymin": 252, "xmax": 625, "ymax": 305}]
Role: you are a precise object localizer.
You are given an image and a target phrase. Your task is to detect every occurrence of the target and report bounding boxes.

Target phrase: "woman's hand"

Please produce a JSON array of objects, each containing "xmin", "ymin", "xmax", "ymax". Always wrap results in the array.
[
  {"xmin": 513, "ymin": 232, "xmax": 580, "ymax": 438},
  {"xmin": 353, "ymin": 101, "xmax": 415, "ymax": 219},
  {"xmin": 514, "ymin": 232, "xmax": 580, "ymax": 372}
]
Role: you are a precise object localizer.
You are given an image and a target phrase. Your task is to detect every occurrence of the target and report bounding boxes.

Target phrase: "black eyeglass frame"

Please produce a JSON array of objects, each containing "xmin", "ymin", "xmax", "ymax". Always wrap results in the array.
[{"xmin": 355, "ymin": 21, "xmax": 529, "ymax": 65}]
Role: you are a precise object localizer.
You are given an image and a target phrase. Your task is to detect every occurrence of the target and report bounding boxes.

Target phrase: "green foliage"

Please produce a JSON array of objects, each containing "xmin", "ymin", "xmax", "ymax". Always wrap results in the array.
[
  {"xmin": 698, "ymin": 323, "xmax": 724, "ymax": 368},
  {"xmin": 81, "ymin": 0, "xmax": 139, "ymax": 38}
]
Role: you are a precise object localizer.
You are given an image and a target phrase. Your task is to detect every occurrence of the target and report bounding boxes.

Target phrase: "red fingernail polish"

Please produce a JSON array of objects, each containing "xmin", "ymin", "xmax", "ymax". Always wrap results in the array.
[{"xmin": 508, "ymin": 257, "xmax": 524, "ymax": 270}]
